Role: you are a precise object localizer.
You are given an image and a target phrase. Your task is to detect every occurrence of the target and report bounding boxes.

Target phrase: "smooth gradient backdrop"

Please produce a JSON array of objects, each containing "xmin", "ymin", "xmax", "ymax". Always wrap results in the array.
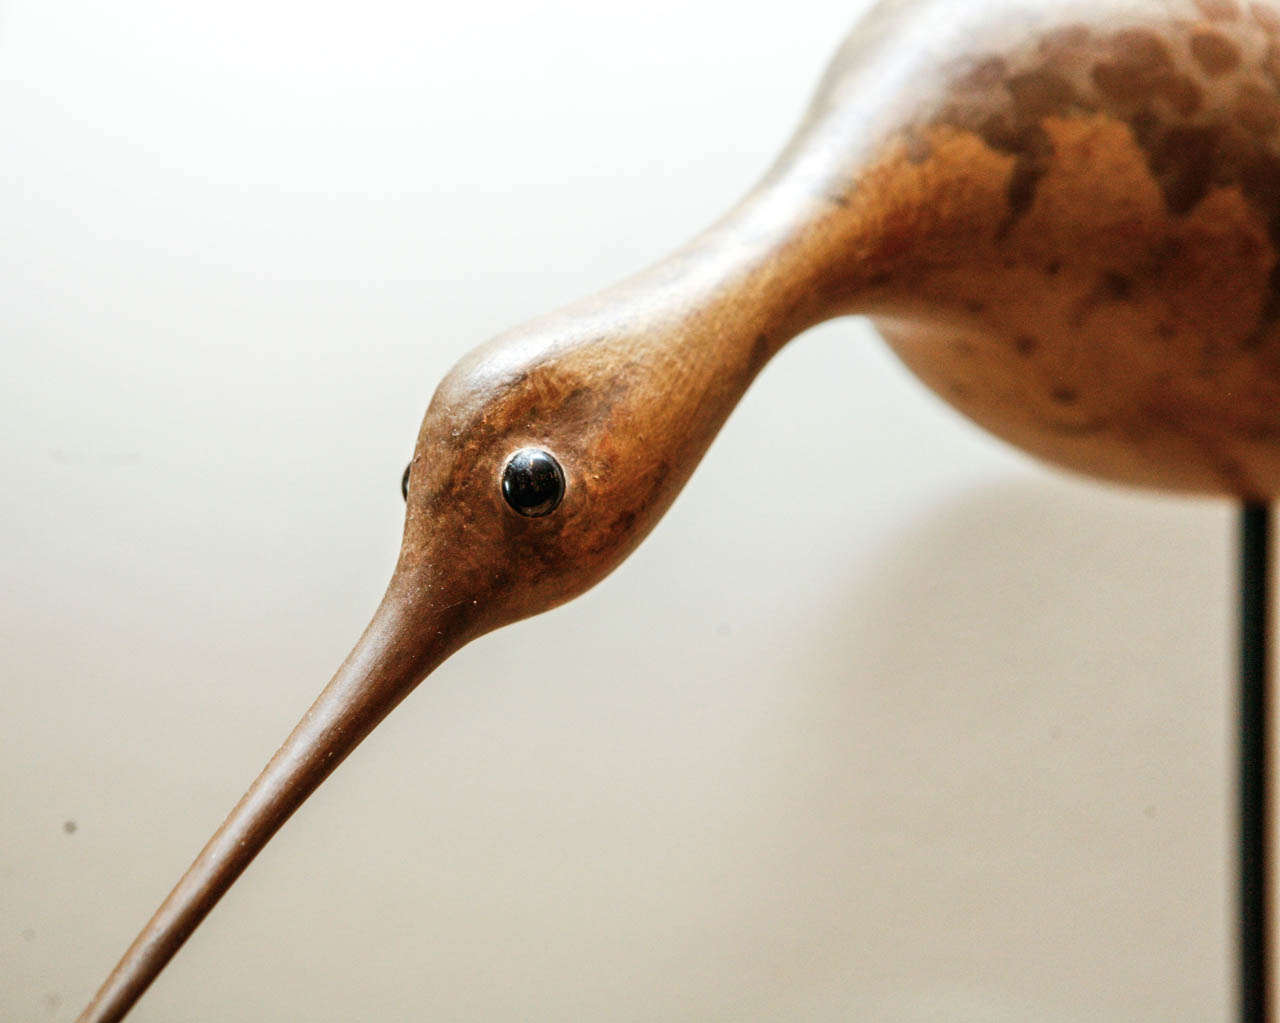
[{"xmin": 2, "ymin": 1, "xmax": 1241, "ymax": 1019}]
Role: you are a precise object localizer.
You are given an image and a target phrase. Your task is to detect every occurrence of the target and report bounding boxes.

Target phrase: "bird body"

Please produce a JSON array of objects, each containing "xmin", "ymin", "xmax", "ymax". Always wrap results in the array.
[
  {"xmin": 788, "ymin": 0, "xmax": 1280, "ymax": 495},
  {"xmin": 79, "ymin": 2, "xmax": 1280, "ymax": 1019}
]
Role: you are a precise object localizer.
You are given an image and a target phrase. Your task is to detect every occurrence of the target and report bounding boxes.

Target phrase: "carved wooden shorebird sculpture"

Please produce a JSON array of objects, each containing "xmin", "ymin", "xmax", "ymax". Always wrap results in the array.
[{"xmin": 80, "ymin": 0, "xmax": 1280, "ymax": 1018}]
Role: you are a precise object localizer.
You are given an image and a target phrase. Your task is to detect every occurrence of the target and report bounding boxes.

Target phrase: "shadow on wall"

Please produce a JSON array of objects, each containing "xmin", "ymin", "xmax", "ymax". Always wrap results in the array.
[
  {"xmin": 128, "ymin": 474, "xmax": 1236, "ymax": 1023},
  {"xmin": 719, "ymin": 477, "xmax": 1232, "ymax": 1021}
]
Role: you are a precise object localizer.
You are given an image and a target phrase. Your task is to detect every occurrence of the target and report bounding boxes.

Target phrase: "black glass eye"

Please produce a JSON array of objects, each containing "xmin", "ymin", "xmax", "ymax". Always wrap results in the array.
[
  {"xmin": 501, "ymin": 448, "xmax": 565, "ymax": 517},
  {"xmin": 401, "ymin": 462, "xmax": 411, "ymax": 502}
]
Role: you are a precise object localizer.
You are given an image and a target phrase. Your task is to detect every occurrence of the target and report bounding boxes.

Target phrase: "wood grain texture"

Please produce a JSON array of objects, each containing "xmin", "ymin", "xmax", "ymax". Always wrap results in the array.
[{"xmin": 78, "ymin": 2, "xmax": 1280, "ymax": 1019}]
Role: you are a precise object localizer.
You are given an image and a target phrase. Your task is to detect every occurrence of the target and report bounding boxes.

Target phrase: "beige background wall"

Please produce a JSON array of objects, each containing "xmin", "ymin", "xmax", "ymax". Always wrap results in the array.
[{"xmin": 2, "ymin": 1, "xmax": 1238, "ymax": 1019}]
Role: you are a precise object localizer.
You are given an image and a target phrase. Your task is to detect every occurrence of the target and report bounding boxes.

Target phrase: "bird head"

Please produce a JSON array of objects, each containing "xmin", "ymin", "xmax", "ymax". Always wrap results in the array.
[{"xmin": 395, "ymin": 315, "xmax": 699, "ymax": 649}]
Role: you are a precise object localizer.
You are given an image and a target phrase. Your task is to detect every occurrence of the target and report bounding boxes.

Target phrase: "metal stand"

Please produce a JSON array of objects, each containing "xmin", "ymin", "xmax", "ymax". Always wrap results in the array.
[{"xmin": 1241, "ymin": 504, "xmax": 1271, "ymax": 1023}]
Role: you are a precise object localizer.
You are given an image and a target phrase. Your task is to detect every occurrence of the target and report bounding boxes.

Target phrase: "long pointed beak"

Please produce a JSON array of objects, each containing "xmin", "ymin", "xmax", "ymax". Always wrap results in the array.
[{"xmin": 77, "ymin": 568, "xmax": 472, "ymax": 1023}]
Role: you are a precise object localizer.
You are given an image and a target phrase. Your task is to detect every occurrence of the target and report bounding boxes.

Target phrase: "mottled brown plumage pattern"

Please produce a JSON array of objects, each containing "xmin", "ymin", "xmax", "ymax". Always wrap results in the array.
[
  {"xmin": 78, "ymin": 3, "xmax": 1280, "ymax": 1020},
  {"xmin": 790, "ymin": 0, "xmax": 1280, "ymax": 495}
]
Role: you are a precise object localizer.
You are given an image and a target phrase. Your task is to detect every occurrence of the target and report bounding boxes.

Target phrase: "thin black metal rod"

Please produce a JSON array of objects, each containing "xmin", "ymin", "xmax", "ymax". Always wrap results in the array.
[{"xmin": 1241, "ymin": 503, "xmax": 1271, "ymax": 1023}]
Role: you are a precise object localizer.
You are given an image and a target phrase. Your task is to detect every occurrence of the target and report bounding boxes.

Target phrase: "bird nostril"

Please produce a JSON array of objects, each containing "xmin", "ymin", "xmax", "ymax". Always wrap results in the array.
[
  {"xmin": 501, "ymin": 448, "xmax": 565, "ymax": 517},
  {"xmin": 401, "ymin": 462, "xmax": 411, "ymax": 502}
]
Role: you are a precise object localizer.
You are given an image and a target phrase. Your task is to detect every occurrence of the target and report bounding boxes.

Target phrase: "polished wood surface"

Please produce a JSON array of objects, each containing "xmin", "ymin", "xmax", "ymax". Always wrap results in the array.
[
  {"xmin": 79, "ymin": 2, "xmax": 1280, "ymax": 1019},
  {"xmin": 820, "ymin": 0, "xmax": 1280, "ymax": 497}
]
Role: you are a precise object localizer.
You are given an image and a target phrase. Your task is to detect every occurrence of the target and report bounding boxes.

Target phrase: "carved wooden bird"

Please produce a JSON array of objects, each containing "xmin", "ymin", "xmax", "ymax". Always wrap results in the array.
[{"xmin": 79, "ymin": 0, "xmax": 1280, "ymax": 1018}]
